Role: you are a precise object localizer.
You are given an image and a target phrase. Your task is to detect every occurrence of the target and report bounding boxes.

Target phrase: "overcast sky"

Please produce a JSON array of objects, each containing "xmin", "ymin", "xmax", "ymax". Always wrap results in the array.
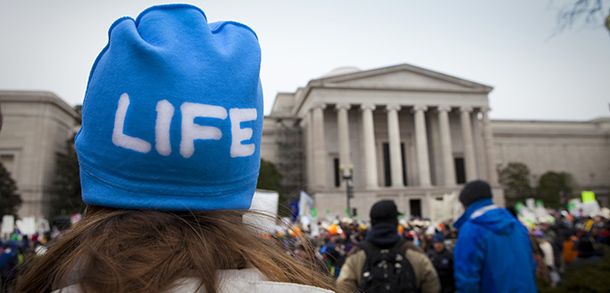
[{"xmin": 1, "ymin": 0, "xmax": 609, "ymax": 120}]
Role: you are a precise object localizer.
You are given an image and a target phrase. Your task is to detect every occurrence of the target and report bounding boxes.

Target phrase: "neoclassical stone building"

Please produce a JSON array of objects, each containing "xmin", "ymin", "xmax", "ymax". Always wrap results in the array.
[
  {"xmin": 262, "ymin": 64, "xmax": 610, "ymax": 219},
  {"xmin": 0, "ymin": 91, "xmax": 79, "ymax": 218},
  {"xmin": 1, "ymin": 64, "xmax": 608, "ymax": 220}
]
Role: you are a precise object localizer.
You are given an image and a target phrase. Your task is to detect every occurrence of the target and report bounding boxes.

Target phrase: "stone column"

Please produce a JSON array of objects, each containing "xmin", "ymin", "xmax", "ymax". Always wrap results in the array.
[
  {"xmin": 481, "ymin": 107, "xmax": 498, "ymax": 185},
  {"xmin": 336, "ymin": 103, "xmax": 351, "ymax": 183},
  {"xmin": 460, "ymin": 106, "xmax": 477, "ymax": 182},
  {"xmin": 437, "ymin": 106, "xmax": 456, "ymax": 186},
  {"xmin": 361, "ymin": 104, "xmax": 378, "ymax": 189},
  {"xmin": 311, "ymin": 103, "xmax": 327, "ymax": 189},
  {"xmin": 386, "ymin": 104, "xmax": 403, "ymax": 187},
  {"xmin": 412, "ymin": 105, "xmax": 431, "ymax": 187},
  {"xmin": 301, "ymin": 115, "xmax": 314, "ymax": 191}
]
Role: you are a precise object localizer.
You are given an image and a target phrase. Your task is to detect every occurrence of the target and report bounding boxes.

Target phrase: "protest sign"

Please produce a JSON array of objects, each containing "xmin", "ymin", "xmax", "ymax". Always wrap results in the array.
[
  {"xmin": 581, "ymin": 191, "xmax": 596, "ymax": 203},
  {"xmin": 581, "ymin": 191, "xmax": 600, "ymax": 217},
  {"xmin": 16, "ymin": 216, "xmax": 36, "ymax": 236},
  {"xmin": 298, "ymin": 190, "xmax": 314, "ymax": 218},
  {"xmin": 1, "ymin": 215, "xmax": 14, "ymax": 237},
  {"xmin": 568, "ymin": 198, "xmax": 581, "ymax": 216}
]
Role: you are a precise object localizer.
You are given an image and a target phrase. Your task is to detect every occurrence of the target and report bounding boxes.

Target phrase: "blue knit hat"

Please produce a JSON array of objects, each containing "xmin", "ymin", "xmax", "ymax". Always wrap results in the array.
[
  {"xmin": 432, "ymin": 233, "xmax": 444, "ymax": 244},
  {"xmin": 75, "ymin": 4, "xmax": 263, "ymax": 211}
]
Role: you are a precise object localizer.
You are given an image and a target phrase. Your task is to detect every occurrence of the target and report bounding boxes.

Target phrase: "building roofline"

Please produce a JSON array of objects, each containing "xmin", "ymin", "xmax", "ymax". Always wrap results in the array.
[
  {"xmin": 0, "ymin": 91, "xmax": 79, "ymax": 119},
  {"xmin": 291, "ymin": 63, "xmax": 494, "ymax": 115},
  {"xmin": 313, "ymin": 63, "xmax": 494, "ymax": 90},
  {"xmin": 491, "ymin": 117, "xmax": 610, "ymax": 124}
]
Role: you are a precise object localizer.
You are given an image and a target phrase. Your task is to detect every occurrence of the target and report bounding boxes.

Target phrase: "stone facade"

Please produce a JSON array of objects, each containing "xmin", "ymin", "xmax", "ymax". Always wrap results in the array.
[
  {"xmin": 493, "ymin": 118, "xmax": 610, "ymax": 207},
  {"xmin": 262, "ymin": 64, "xmax": 610, "ymax": 220},
  {"xmin": 0, "ymin": 91, "xmax": 79, "ymax": 218},
  {"xmin": 2, "ymin": 64, "xmax": 609, "ymax": 221}
]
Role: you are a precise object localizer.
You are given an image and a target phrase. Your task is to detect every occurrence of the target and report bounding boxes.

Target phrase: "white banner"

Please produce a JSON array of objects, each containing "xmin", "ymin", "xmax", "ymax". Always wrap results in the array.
[
  {"xmin": 568, "ymin": 198, "xmax": 581, "ymax": 216},
  {"xmin": 1, "ymin": 215, "xmax": 14, "ymax": 237},
  {"xmin": 429, "ymin": 192, "xmax": 461, "ymax": 226},
  {"xmin": 582, "ymin": 201, "xmax": 601, "ymax": 217},
  {"xmin": 310, "ymin": 219, "xmax": 320, "ymax": 237},
  {"xmin": 16, "ymin": 216, "xmax": 36, "ymax": 236},
  {"xmin": 526, "ymin": 198, "xmax": 536, "ymax": 211}
]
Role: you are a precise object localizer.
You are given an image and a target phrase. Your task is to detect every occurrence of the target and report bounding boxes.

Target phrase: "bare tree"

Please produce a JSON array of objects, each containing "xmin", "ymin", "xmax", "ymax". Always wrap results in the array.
[{"xmin": 552, "ymin": 0, "xmax": 610, "ymax": 34}]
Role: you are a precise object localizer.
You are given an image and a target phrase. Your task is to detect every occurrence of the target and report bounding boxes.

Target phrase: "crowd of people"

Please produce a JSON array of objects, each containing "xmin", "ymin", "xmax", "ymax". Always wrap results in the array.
[
  {"xmin": 0, "ymin": 191, "xmax": 607, "ymax": 292},
  {"xmin": 267, "ymin": 187, "xmax": 610, "ymax": 292},
  {"xmin": 0, "ymin": 219, "xmax": 72, "ymax": 292}
]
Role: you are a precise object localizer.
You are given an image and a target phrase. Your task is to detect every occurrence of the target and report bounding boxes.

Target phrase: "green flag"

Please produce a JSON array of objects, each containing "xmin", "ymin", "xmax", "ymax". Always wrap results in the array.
[{"xmin": 312, "ymin": 208, "xmax": 317, "ymax": 218}]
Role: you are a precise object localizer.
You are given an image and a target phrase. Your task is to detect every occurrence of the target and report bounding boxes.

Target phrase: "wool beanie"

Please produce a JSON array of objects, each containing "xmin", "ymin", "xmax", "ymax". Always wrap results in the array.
[
  {"xmin": 75, "ymin": 4, "xmax": 263, "ymax": 211},
  {"xmin": 432, "ymin": 233, "xmax": 444, "ymax": 244},
  {"xmin": 459, "ymin": 180, "xmax": 493, "ymax": 207},
  {"xmin": 370, "ymin": 200, "xmax": 401, "ymax": 227}
]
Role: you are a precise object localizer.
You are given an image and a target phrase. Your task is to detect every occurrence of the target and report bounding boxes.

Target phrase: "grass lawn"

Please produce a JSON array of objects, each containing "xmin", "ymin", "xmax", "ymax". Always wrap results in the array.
[{"xmin": 538, "ymin": 246, "xmax": 610, "ymax": 293}]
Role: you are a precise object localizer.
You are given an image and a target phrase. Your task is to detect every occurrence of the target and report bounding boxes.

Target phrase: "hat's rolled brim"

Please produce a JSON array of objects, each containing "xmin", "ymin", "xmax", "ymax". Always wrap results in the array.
[{"xmin": 80, "ymin": 166, "xmax": 255, "ymax": 211}]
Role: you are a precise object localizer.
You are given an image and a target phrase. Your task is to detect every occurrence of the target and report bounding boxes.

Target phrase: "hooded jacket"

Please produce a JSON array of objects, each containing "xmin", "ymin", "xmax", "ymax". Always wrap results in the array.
[
  {"xmin": 453, "ymin": 199, "xmax": 537, "ymax": 293},
  {"xmin": 427, "ymin": 247, "xmax": 455, "ymax": 293}
]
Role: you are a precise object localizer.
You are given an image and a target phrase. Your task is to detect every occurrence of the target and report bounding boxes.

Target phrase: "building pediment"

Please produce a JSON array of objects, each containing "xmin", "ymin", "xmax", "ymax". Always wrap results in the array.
[
  {"xmin": 312, "ymin": 64, "xmax": 493, "ymax": 93},
  {"xmin": 285, "ymin": 63, "xmax": 493, "ymax": 116}
]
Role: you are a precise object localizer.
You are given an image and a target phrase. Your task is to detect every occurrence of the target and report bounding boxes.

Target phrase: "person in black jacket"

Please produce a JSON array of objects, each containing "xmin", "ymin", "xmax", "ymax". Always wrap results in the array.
[{"xmin": 427, "ymin": 233, "xmax": 455, "ymax": 293}]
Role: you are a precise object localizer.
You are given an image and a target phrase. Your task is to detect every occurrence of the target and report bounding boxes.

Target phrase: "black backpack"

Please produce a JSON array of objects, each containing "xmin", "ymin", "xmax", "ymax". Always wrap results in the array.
[{"xmin": 358, "ymin": 240, "xmax": 418, "ymax": 293}]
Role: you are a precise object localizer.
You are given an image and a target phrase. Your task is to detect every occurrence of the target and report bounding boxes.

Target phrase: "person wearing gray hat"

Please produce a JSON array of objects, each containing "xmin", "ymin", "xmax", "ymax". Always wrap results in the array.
[{"xmin": 453, "ymin": 180, "xmax": 537, "ymax": 292}]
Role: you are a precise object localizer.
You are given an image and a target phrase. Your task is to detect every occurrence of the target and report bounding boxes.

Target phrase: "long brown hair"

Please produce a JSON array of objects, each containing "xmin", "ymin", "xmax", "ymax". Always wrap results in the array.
[{"xmin": 16, "ymin": 206, "xmax": 336, "ymax": 293}]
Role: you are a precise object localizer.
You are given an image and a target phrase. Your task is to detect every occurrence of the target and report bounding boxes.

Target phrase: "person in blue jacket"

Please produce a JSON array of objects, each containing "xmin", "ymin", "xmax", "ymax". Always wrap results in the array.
[{"xmin": 453, "ymin": 180, "xmax": 537, "ymax": 293}]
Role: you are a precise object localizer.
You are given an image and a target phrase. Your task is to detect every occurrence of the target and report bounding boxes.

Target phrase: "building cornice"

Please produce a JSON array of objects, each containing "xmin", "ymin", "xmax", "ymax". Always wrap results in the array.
[
  {"xmin": 292, "ymin": 84, "xmax": 491, "ymax": 116},
  {"xmin": 0, "ymin": 91, "xmax": 79, "ymax": 120},
  {"xmin": 289, "ymin": 63, "xmax": 494, "ymax": 116}
]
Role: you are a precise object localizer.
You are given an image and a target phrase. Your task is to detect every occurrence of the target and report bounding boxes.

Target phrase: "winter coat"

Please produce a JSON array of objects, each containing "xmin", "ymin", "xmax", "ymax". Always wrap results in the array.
[
  {"xmin": 562, "ymin": 238, "xmax": 578, "ymax": 263},
  {"xmin": 427, "ymin": 248, "xmax": 455, "ymax": 293},
  {"xmin": 53, "ymin": 268, "xmax": 334, "ymax": 293},
  {"xmin": 0, "ymin": 244, "xmax": 20, "ymax": 280},
  {"xmin": 453, "ymin": 199, "xmax": 537, "ymax": 293}
]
